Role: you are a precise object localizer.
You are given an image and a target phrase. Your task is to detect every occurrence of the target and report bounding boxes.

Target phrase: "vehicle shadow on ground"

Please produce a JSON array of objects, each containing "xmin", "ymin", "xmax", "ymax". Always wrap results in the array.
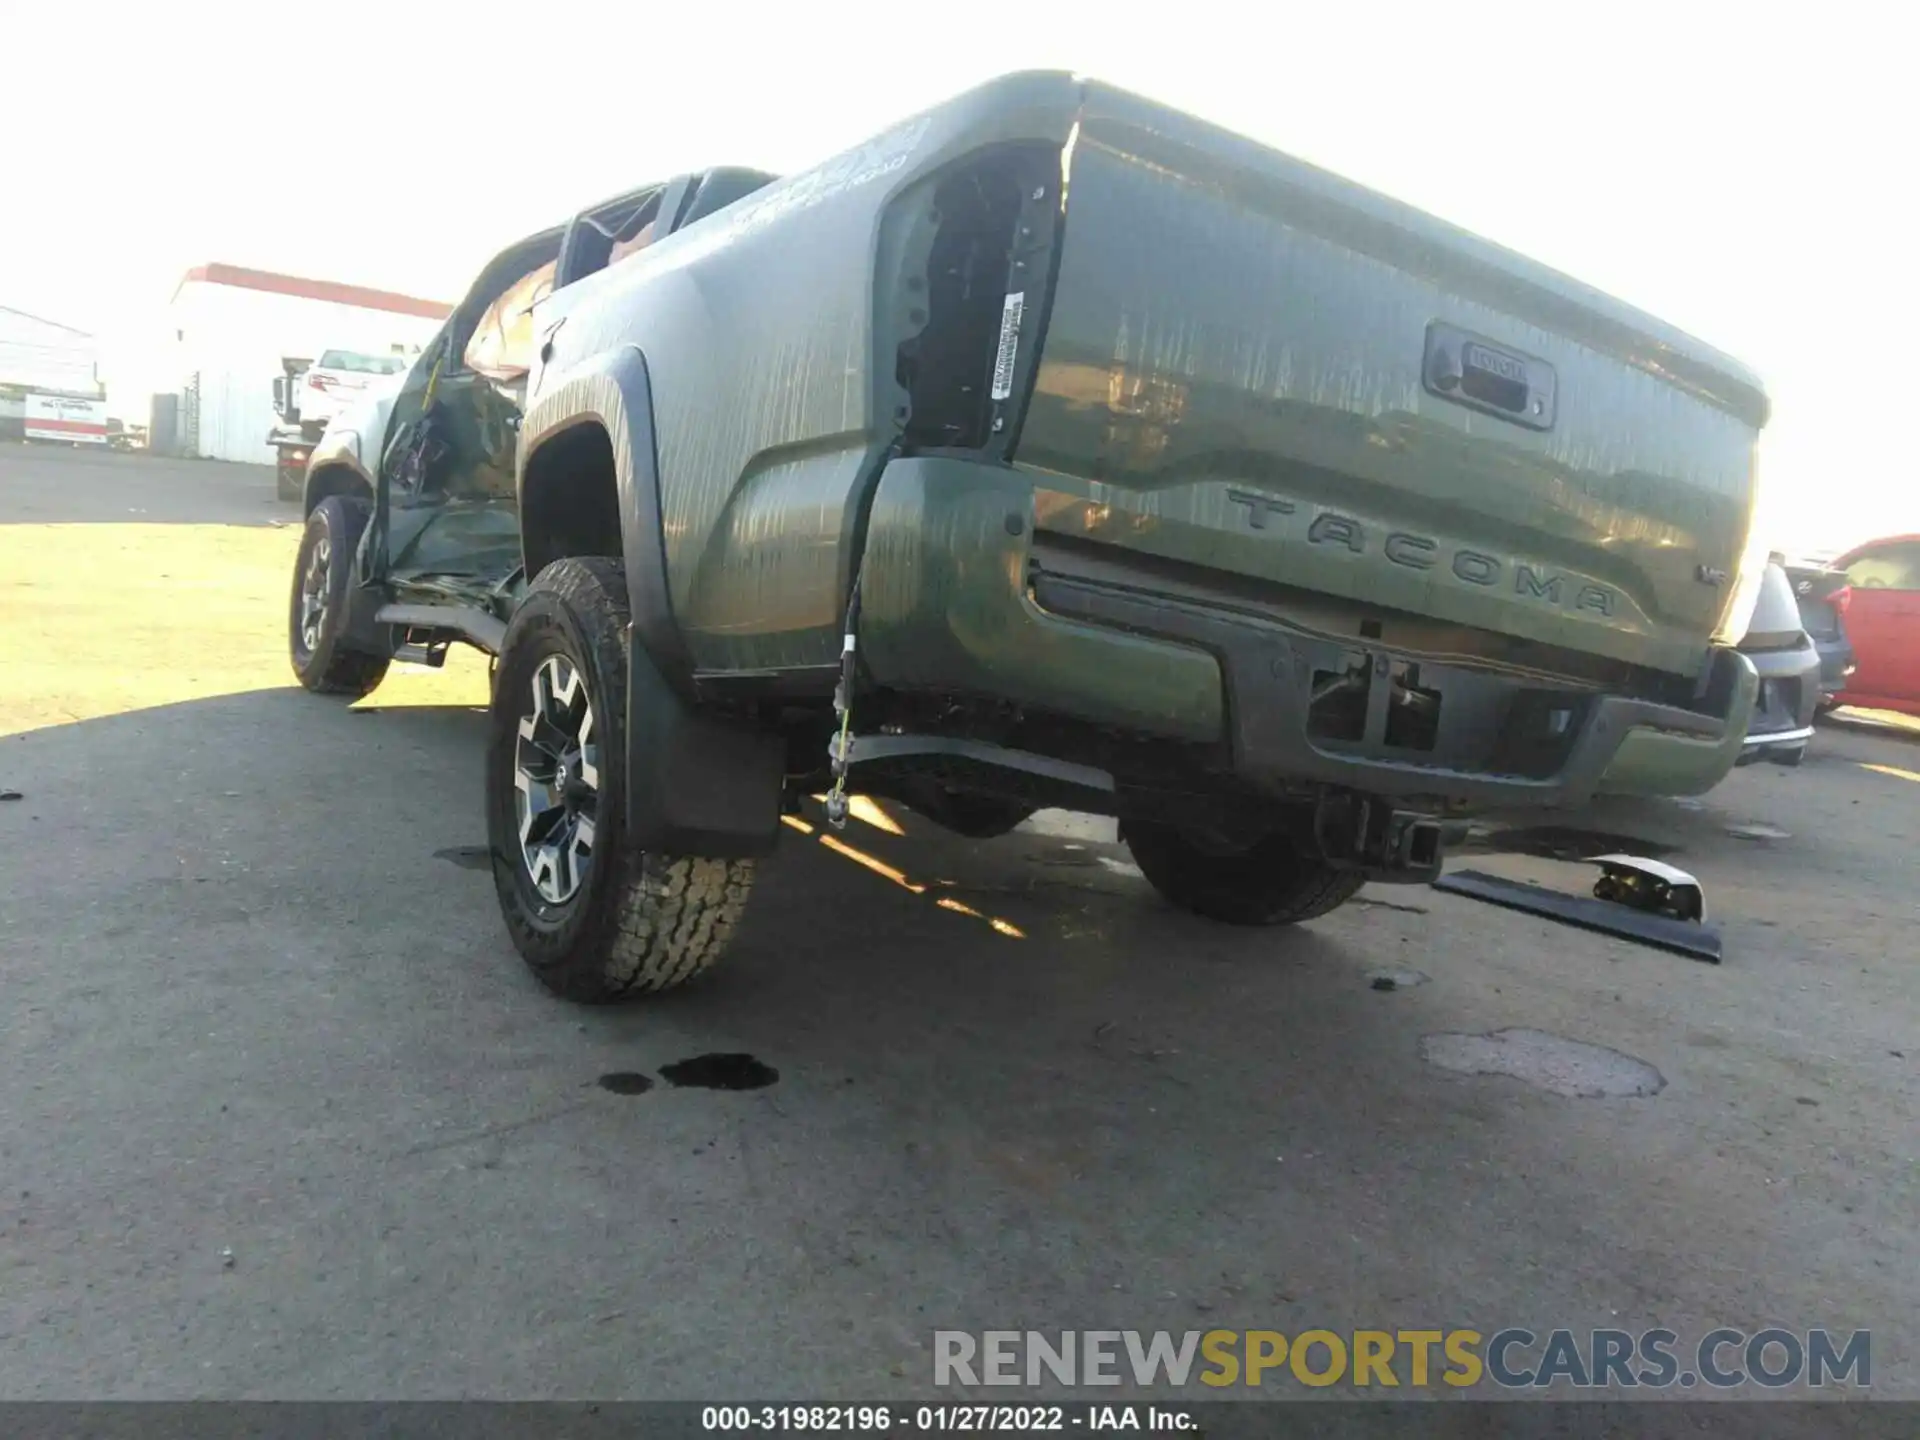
[
  {"xmin": 4, "ymin": 681, "xmax": 1884, "ymax": 1139},
  {"xmin": 3, "ymin": 682, "xmax": 1394, "ymax": 1041},
  {"xmin": 6, "ymin": 685, "xmax": 1912, "ymax": 1398},
  {"xmin": 3, "ymin": 685, "xmax": 1482, "ymax": 1200}
]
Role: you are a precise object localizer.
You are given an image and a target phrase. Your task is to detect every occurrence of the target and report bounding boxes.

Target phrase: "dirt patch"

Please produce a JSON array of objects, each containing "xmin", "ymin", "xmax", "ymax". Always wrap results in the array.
[
  {"xmin": 1421, "ymin": 1028, "xmax": 1665, "ymax": 1098},
  {"xmin": 1724, "ymin": 822, "xmax": 1791, "ymax": 842},
  {"xmin": 0, "ymin": 521, "xmax": 488, "ymax": 737}
]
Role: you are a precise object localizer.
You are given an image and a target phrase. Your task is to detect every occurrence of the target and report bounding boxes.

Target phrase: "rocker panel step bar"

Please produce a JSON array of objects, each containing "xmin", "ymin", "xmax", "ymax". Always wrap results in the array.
[{"xmin": 374, "ymin": 603, "xmax": 508, "ymax": 656}]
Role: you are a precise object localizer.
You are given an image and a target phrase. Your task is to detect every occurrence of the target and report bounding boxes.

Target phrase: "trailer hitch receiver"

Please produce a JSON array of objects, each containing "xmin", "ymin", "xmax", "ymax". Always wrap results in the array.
[{"xmin": 1313, "ymin": 792, "xmax": 1447, "ymax": 883}]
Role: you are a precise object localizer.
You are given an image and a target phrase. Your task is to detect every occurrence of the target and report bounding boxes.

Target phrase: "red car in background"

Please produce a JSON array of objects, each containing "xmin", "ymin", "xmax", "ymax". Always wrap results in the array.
[{"xmin": 1831, "ymin": 534, "xmax": 1920, "ymax": 717}]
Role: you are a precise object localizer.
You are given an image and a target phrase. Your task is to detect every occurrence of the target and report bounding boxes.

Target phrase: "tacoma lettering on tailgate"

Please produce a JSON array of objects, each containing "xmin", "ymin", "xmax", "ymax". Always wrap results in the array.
[{"xmin": 1223, "ymin": 492, "xmax": 1616, "ymax": 617}]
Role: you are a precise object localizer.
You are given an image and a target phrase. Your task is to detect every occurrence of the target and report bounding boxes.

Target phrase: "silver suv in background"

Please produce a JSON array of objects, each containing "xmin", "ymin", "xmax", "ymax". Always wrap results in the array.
[
  {"xmin": 1781, "ymin": 557, "xmax": 1857, "ymax": 710},
  {"xmin": 1735, "ymin": 556, "xmax": 1823, "ymax": 767}
]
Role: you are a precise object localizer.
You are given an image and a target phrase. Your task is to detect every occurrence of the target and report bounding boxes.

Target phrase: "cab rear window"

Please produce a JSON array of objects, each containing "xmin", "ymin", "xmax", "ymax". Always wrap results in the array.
[{"xmin": 318, "ymin": 350, "xmax": 408, "ymax": 375}]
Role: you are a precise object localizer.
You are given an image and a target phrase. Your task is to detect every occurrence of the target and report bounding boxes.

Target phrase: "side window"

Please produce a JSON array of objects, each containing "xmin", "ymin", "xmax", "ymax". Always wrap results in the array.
[
  {"xmin": 555, "ymin": 186, "xmax": 665, "ymax": 289},
  {"xmin": 550, "ymin": 173, "xmax": 775, "ymax": 290},
  {"xmin": 673, "ymin": 168, "xmax": 778, "ymax": 234},
  {"xmin": 1845, "ymin": 542, "xmax": 1920, "ymax": 591},
  {"xmin": 606, "ymin": 220, "xmax": 658, "ymax": 269}
]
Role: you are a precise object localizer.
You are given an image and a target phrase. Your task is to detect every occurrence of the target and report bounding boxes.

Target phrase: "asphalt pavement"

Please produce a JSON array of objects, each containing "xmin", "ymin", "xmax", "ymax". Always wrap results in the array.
[{"xmin": 1, "ymin": 444, "xmax": 1915, "ymax": 1403}]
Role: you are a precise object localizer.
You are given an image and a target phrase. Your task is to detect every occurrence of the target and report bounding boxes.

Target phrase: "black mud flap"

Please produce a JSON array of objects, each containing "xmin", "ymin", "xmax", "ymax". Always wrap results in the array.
[
  {"xmin": 626, "ymin": 641, "xmax": 784, "ymax": 859},
  {"xmin": 337, "ymin": 514, "xmax": 393, "ymax": 656},
  {"xmin": 339, "ymin": 582, "xmax": 392, "ymax": 656},
  {"xmin": 1433, "ymin": 869, "xmax": 1724, "ymax": 964}
]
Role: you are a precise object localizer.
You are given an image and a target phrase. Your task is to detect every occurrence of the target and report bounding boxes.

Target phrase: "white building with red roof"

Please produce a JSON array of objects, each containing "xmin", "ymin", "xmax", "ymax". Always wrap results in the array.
[{"xmin": 169, "ymin": 263, "xmax": 451, "ymax": 463}]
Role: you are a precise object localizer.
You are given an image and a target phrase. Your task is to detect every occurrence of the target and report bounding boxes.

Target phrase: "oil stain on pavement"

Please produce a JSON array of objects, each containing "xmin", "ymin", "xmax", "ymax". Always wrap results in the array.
[
  {"xmin": 597, "ymin": 1072, "xmax": 656, "ymax": 1096},
  {"xmin": 595, "ymin": 1056, "xmax": 779, "ymax": 1096},
  {"xmin": 1421, "ymin": 1028, "xmax": 1665, "ymax": 1098},
  {"xmin": 661, "ymin": 1054, "xmax": 779, "ymax": 1091}
]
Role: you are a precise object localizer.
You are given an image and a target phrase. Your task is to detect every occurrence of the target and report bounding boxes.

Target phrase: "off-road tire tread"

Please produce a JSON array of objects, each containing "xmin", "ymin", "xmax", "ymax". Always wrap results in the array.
[
  {"xmin": 1124, "ymin": 821, "xmax": 1365, "ymax": 926},
  {"xmin": 596, "ymin": 851, "xmax": 755, "ymax": 998},
  {"xmin": 313, "ymin": 648, "xmax": 390, "ymax": 697},
  {"xmin": 290, "ymin": 496, "xmax": 389, "ymax": 698},
  {"xmin": 489, "ymin": 557, "xmax": 753, "ymax": 1004}
]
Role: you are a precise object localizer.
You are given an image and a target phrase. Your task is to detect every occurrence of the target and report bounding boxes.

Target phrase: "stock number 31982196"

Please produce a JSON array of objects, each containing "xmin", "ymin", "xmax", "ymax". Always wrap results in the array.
[{"xmin": 702, "ymin": 1405, "xmax": 1072, "ymax": 1431}]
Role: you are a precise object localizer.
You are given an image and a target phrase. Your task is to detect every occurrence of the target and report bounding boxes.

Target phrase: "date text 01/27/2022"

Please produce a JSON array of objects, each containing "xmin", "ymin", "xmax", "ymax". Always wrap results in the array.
[{"xmin": 701, "ymin": 1404, "xmax": 1195, "ymax": 1432}]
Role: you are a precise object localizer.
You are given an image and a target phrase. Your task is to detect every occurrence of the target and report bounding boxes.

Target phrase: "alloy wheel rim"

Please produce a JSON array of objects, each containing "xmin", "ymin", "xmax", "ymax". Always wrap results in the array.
[
  {"xmin": 513, "ymin": 654, "xmax": 599, "ymax": 904},
  {"xmin": 298, "ymin": 534, "xmax": 331, "ymax": 653}
]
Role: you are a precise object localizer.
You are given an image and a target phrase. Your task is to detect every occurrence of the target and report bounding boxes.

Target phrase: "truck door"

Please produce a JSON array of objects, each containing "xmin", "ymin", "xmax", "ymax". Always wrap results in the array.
[{"xmin": 374, "ymin": 231, "xmax": 566, "ymax": 597}]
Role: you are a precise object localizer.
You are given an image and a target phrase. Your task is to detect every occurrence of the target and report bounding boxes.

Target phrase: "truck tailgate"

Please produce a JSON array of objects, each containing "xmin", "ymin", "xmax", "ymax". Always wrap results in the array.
[{"xmin": 1014, "ymin": 82, "xmax": 1768, "ymax": 679}]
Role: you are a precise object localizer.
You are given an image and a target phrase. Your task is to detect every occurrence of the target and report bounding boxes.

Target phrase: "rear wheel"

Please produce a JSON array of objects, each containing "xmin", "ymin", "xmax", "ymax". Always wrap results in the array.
[
  {"xmin": 485, "ymin": 557, "xmax": 755, "ymax": 1003},
  {"xmin": 288, "ymin": 496, "xmax": 389, "ymax": 697},
  {"xmin": 1123, "ymin": 819, "xmax": 1364, "ymax": 926}
]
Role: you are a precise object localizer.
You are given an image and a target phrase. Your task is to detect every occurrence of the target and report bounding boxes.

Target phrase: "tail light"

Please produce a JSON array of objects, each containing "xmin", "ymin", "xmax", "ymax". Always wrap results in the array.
[{"xmin": 1831, "ymin": 585, "xmax": 1853, "ymax": 619}]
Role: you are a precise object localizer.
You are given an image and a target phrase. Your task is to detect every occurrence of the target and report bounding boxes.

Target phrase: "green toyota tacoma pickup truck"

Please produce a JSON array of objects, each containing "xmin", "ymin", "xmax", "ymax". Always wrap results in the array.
[{"xmin": 287, "ymin": 72, "xmax": 1770, "ymax": 1003}]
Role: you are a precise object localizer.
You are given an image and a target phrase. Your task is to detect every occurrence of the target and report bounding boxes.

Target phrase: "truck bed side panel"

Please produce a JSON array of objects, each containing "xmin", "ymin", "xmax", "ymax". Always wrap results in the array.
[{"xmin": 534, "ymin": 72, "xmax": 1082, "ymax": 677}]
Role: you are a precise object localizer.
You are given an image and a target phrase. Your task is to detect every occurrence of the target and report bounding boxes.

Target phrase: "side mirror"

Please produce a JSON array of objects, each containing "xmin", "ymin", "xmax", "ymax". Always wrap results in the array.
[{"xmin": 1591, "ymin": 854, "xmax": 1707, "ymax": 924}]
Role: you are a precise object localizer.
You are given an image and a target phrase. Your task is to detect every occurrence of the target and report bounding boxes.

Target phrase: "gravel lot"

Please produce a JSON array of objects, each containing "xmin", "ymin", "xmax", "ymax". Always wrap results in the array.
[{"xmin": 1, "ymin": 443, "xmax": 1915, "ymax": 1403}]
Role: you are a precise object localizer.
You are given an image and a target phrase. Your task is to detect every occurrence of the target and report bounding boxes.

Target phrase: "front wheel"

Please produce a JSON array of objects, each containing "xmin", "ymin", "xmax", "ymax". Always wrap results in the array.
[
  {"xmin": 1123, "ymin": 819, "xmax": 1364, "ymax": 926},
  {"xmin": 288, "ymin": 496, "xmax": 389, "ymax": 697},
  {"xmin": 485, "ymin": 557, "xmax": 755, "ymax": 1003}
]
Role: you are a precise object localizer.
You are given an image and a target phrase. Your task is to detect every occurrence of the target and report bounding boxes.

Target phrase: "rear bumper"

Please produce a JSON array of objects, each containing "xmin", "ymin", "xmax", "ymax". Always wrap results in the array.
[
  {"xmin": 1733, "ymin": 641, "xmax": 1822, "ymax": 766},
  {"xmin": 1737, "ymin": 724, "xmax": 1812, "ymax": 767},
  {"xmin": 856, "ymin": 456, "xmax": 1757, "ymax": 811}
]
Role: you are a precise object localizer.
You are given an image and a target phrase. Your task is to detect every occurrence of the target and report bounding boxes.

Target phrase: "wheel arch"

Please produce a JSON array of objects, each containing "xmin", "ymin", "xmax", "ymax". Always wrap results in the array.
[
  {"xmin": 519, "ymin": 346, "xmax": 691, "ymax": 691},
  {"xmin": 520, "ymin": 423, "xmax": 622, "ymax": 582},
  {"xmin": 519, "ymin": 347, "xmax": 785, "ymax": 860},
  {"xmin": 302, "ymin": 460, "xmax": 373, "ymax": 518}
]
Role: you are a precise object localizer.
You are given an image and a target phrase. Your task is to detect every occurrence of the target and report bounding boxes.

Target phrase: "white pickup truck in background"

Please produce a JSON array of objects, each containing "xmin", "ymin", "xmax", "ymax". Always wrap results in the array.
[
  {"xmin": 270, "ymin": 349, "xmax": 415, "ymax": 500},
  {"xmin": 295, "ymin": 349, "xmax": 410, "ymax": 427}
]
